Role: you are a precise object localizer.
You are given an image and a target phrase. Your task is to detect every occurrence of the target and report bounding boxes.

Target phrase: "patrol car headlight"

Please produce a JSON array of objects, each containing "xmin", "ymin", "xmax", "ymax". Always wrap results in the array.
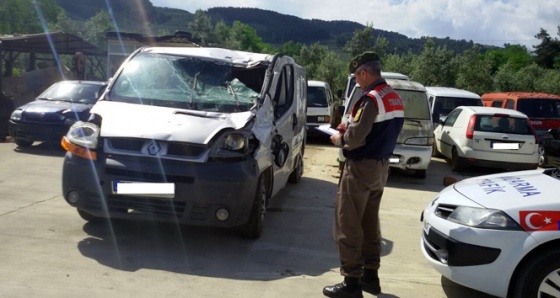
[
  {"xmin": 404, "ymin": 137, "xmax": 434, "ymax": 146},
  {"xmin": 10, "ymin": 109, "xmax": 22, "ymax": 121},
  {"xmin": 448, "ymin": 206, "xmax": 522, "ymax": 230}
]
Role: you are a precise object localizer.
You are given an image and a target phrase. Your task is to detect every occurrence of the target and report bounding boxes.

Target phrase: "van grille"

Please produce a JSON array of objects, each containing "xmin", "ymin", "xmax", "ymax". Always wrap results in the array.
[{"xmin": 105, "ymin": 138, "xmax": 207, "ymax": 160}]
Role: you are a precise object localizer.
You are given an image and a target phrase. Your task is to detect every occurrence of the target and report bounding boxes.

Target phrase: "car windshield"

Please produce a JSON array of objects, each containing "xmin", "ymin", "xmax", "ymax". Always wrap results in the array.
[
  {"xmin": 307, "ymin": 86, "xmax": 328, "ymax": 107},
  {"xmin": 517, "ymin": 98, "xmax": 560, "ymax": 119},
  {"xmin": 476, "ymin": 115, "xmax": 533, "ymax": 135},
  {"xmin": 348, "ymin": 87, "xmax": 431, "ymax": 120},
  {"xmin": 108, "ymin": 52, "xmax": 262, "ymax": 113},
  {"xmin": 38, "ymin": 82, "xmax": 104, "ymax": 104}
]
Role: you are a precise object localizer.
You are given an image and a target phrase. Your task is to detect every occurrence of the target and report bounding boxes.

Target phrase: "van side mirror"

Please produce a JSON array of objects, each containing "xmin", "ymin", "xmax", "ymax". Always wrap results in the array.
[{"xmin": 337, "ymin": 90, "xmax": 343, "ymax": 99}]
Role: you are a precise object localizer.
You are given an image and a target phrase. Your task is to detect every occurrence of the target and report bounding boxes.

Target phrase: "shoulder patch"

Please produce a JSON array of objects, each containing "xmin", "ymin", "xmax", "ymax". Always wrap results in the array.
[{"xmin": 353, "ymin": 108, "xmax": 363, "ymax": 122}]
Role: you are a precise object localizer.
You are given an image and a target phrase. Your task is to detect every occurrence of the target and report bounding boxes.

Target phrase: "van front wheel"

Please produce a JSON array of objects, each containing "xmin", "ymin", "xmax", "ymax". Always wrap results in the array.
[{"xmin": 241, "ymin": 177, "xmax": 266, "ymax": 239}]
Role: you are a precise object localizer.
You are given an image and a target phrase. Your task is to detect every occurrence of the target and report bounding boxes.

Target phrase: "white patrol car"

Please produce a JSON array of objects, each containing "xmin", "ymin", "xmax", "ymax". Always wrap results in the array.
[{"xmin": 421, "ymin": 168, "xmax": 560, "ymax": 297}]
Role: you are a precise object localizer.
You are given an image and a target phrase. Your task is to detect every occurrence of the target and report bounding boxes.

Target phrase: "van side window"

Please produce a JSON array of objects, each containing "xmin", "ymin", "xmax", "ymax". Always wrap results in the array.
[
  {"xmin": 491, "ymin": 100, "xmax": 503, "ymax": 107},
  {"xmin": 444, "ymin": 109, "xmax": 461, "ymax": 127},
  {"xmin": 274, "ymin": 65, "xmax": 294, "ymax": 118},
  {"xmin": 505, "ymin": 99, "xmax": 514, "ymax": 109}
]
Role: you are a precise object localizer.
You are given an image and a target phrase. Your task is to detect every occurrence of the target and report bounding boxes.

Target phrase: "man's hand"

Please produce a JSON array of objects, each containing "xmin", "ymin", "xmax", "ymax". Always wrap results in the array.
[
  {"xmin": 330, "ymin": 133, "xmax": 341, "ymax": 145},
  {"xmin": 336, "ymin": 123, "xmax": 347, "ymax": 134}
]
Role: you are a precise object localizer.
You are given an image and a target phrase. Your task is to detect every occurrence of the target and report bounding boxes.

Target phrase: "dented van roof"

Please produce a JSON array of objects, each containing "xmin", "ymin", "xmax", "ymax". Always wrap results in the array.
[{"xmin": 140, "ymin": 47, "xmax": 275, "ymax": 67}]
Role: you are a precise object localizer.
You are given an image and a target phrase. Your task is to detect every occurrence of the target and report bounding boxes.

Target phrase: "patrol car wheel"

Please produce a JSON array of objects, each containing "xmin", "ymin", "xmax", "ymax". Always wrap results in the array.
[
  {"xmin": 241, "ymin": 177, "xmax": 266, "ymax": 239},
  {"xmin": 509, "ymin": 248, "xmax": 560, "ymax": 298},
  {"xmin": 77, "ymin": 209, "xmax": 102, "ymax": 222},
  {"xmin": 288, "ymin": 154, "xmax": 303, "ymax": 183},
  {"xmin": 14, "ymin": 138, "xmax": 33, "ymax": 147}
]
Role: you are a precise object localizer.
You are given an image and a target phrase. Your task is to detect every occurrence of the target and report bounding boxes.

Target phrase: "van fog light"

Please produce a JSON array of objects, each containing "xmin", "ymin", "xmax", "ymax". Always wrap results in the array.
[
  {"xmin": 407, "ymin": 157, "xmax": 421, "ymax": 165},
  {"xmin": 216, "ymin": 208, "xmax": 230, "ymax": 221},
  {"xmin": 67, "ymin": 190, "xmax": 80, "ymax": 205}
]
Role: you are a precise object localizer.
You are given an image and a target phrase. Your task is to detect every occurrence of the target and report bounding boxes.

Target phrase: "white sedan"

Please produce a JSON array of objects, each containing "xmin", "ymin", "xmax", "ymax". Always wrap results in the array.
[{"xmin": 421, "ymin": 168, "xmax": 560, "ymax": 298}]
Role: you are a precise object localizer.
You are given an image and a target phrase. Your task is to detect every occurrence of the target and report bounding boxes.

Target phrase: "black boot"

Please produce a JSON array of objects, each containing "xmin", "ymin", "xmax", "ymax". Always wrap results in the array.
[
  {"xmin": 361, "ymin": 269, "xmax": 381, "ymax": 295},
  {"xmin": 323, "ymin": 276, "xmax": 363, "ymax": 298}
]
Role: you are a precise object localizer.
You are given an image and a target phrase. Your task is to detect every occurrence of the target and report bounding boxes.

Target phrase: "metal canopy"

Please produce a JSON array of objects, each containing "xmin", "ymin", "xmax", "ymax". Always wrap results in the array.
[{"xmin": 0, "ymin": 31, "xmax": 105, "ymax": 56}]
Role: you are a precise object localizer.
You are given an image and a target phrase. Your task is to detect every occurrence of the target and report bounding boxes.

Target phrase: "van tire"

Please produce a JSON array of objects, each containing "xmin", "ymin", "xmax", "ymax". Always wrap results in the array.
[
  {"xmin": 288, "ymin": 153, "xmax": 304, "ymax": 184},
  {"xmin": 241, "ymin": 176, "xmax": 266, "ymax": 239}
]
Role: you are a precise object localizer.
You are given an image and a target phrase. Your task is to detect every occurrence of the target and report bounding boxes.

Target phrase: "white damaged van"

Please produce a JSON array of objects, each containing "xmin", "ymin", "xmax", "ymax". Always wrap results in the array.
[{"xmin": 61, "ymin": 47, "xmax": 307, "ymax": 238}]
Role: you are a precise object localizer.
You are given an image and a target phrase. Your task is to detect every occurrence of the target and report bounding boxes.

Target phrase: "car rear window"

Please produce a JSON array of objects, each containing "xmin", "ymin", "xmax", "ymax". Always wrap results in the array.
[{"xmin": 476, "ymin": 115, "xmax": 533, "ymax": 135}]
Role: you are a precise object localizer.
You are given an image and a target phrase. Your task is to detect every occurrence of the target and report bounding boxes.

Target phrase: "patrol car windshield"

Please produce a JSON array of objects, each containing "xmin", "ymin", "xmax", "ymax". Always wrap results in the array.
[
  {"xmin": 108, "ymin": 52, "xmax": 264, "ymax": 113},
  {"xmin": 348, "ymin": 87, "xmax": 430, "ymax": 120}
]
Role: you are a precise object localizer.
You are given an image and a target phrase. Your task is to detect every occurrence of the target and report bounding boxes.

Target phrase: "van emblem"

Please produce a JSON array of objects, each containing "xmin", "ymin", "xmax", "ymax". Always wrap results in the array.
[{"xmin": 147, "ymin": 141, "xmax": 161, "ymax": 155}]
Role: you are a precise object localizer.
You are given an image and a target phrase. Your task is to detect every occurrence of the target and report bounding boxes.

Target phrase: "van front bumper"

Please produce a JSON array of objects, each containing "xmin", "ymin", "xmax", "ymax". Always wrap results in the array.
[
  {"xmin": 62, "ymin": 152, "xmax": 260, "ymax": 228},
  {"xmin": 389, "ymin": 144, "xmax": 432, "ymax": 170}
]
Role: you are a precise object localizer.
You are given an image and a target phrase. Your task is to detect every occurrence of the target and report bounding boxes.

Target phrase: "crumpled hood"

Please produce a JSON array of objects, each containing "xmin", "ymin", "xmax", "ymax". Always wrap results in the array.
[
  {"xmin": 91, "ymin": 101, "xmax": 254, "ymax": 144},
  {"xmin": 20, "ymin": 100, "xmax": 91, "ymax": 114},
  {"xmin": 453, "ymin": 169, "xmax": 557, "ymax": 211}
]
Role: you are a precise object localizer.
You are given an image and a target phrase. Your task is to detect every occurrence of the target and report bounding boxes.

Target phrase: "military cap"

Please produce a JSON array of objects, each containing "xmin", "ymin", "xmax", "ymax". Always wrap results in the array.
[{"xmin": 348, "ymin": 51, "xmax": 380, "ymax": 73}]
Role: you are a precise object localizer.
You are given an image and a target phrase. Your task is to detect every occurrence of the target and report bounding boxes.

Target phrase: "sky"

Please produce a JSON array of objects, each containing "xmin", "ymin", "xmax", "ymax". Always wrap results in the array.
[{"xmin": 149, "ymin": 0, "xmax": 560, "ymax": 50}]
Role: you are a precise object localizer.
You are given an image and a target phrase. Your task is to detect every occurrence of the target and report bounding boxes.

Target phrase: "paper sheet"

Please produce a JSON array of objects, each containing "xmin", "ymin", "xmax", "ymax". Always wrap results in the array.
[{"xmin": 315, "ymin": 124, "xmax": 339, "ymax": 136}]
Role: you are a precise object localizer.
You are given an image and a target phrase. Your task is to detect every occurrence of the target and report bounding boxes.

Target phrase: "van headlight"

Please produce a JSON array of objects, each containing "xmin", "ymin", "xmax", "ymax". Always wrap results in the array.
[
  {"xmin": 61, "ymin": 121, "xmax": 100, "ymax": 160},
  {"xmin": 448, "ymin": 206, "xmax": 523, "ymax": 230},
  {"xmin": 404, "ymin": 136, "xmax": 434, "ymax": 146},
  {"xmin": 209, "ymin": 131, "xmax": 252, "ymax": 158}
]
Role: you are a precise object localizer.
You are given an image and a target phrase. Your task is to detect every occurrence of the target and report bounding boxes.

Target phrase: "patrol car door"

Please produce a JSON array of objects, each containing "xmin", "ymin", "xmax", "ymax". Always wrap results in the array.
[{"xmin": 267, "ymin": 56, "xmax": 302, "ymax": 195}]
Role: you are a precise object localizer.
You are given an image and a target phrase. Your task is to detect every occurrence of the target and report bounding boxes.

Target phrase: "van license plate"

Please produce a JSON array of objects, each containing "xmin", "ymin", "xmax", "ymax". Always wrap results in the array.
[
  {"xmin": 112, "ymin": 181, "xmax": 175, "ymax": 198},
  {"xmin": 389, "ymin": 157, "xmax": 400, "ymax": 164},
  {"xmin": 492, "ymin": 143, "xmax": 519, "ymax": 150}
]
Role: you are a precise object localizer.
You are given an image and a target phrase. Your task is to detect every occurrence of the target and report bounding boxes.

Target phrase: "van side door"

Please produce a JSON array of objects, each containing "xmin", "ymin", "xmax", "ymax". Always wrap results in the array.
[{"xmin": 267, "ymin": 56, "xmax": 301, "ymax": 195}]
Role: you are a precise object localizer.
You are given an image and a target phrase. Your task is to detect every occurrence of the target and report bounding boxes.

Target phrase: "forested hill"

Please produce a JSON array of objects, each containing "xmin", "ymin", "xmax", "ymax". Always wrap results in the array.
[{"xmin": 56, "ymin": 0, "xmax": 489, "ymax": 54}]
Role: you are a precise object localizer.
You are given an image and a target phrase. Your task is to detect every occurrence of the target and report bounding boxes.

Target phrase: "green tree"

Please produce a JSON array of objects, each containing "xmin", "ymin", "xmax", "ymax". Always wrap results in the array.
[
  {"xmin": 409, "ymin": 38, "xmax": 456, "ymax": 87},
  {"xmin": 492, "ymin": 63, "xmax": 520, "ymax": 92},
  {"xmin": 372, "ymin": 35, "xmax": 388, "ymax": 60},
  {"xmin": 227, "ymin": 21, "xmax": 265, "ymax": 52},
  {"xmin": 297, "ymin": 43, "xmax": 329, "ymax": 79},
  {"xmin": 454, "ymin": 45, "xmax": 493, "ymax": 94},
  {"xmin": 188, "ymin": 9, "xmax": 214, "ymax": 46},
  {"xmin": 383, "ymin": 51, "xmax": 415, "ymax": 75},
  {"xmin": 535, "ymin": 68, "xmax": 560, "ymax": 95},
  {"xmin": 343, "ymin": 23, "xmax": 374, "ymax": 57},
  {"xmin": 0, "ymin": 0, "xmax": 60, "ymax": 34},
  {"xmin": 316, "ymin": 51, "xmax": 346, "ymax": 96},
  {"xmin": 533, "ymin": 27, "xmax": 560, "ymax": 69},
  {"xmin": 485, "ymin": 44, "xmax": 532, "ymax": 73},
  {"xmin": 83, "ymin": 10, "xmax": 114, "ymax": 49}
]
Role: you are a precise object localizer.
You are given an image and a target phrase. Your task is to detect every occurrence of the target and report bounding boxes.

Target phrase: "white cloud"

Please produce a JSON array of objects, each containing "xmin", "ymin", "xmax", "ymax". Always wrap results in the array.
[{"xmin": 151, "ymin": 0, "xmax": 560, "ymax": 49}]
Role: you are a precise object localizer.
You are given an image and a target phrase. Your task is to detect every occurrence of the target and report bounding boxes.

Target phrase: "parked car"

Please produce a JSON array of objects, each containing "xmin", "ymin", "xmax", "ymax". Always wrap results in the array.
[
  {"xmin": 542, "ymin": 127, "xmax": 560, "ymax": 167},
  {"xmin": 8, "ymin": 80, "xmax": 107, "ymax": 147},
  {"xmin": 421, "ymin": 168, "xmax": 560, "ymax": 298},
  {"xmin": 61, "ymin": 47, "xmax": 307, "ymax": 239},
  {"xmin": 425, "ymin": 86, "xmax": 483, "ymax": 124},
  {"xmin": 306, "ymin": 80, "xmax": 336, "ymax": 133},
  {"xmin": 433, "ymin": 106, "xmax": 539, "ymax": 171},
  {"xmin": 338, "ymin": 73, "xmax": 433, "ymax": 178}
]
